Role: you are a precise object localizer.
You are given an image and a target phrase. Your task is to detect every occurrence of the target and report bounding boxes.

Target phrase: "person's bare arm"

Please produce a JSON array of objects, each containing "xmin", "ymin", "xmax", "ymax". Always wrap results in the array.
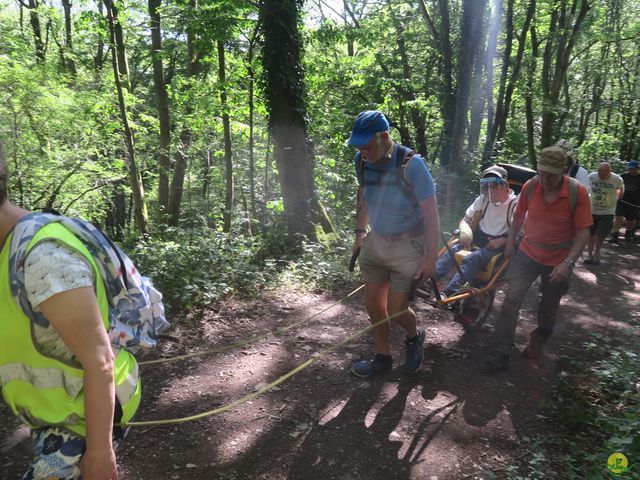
[
  {"xmin": 353, "ymin": 186, "xmax": 368, "ymax": 253},
  {"xmin": 39, "ymin": 287, "xmax": 118, "ymax": 480},
  {"xmin": 416, "ymin": 194, "xmax": 440, "ymax": 279},
  {"xmin": 504, "ymin": 208, "xmax": 525, "ymax": 259}
]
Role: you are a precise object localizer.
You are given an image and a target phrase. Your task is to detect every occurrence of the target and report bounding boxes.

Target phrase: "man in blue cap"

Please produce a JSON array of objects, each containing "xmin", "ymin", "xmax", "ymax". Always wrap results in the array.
[
  {"xmin": 348, "ymin": 110, "xmax": 440, "ymax": 377},
  {"xmin": 610, "ymin": 160, "xmax": 640, "ymax": 243}
]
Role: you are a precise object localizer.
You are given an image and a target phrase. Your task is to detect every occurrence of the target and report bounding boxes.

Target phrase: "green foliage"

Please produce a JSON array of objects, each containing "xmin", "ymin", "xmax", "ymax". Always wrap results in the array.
[
  {"xmin": 498, "ymin": 331, "xmax": 640, "ymax": 479},
  {"xmin": 128, "ymin": 227, "xmax": 278, "ymax": 310},
  {"xmin": 127, "ymin": 225, "xmax": 358, "ymax": 313}
]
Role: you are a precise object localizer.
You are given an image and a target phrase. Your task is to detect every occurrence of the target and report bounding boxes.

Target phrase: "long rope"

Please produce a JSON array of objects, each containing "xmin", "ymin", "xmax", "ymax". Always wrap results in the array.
[
  {"xmin": 139, "ymin": 284, "xmax": 365, "ymax": 366},
  {"xmin": 122, "ymin": 308, "xmax": 410, "ymax": 427},
  {"xmin": 618, "ymin": 199, "xmax": 640, "ymax": 208}
]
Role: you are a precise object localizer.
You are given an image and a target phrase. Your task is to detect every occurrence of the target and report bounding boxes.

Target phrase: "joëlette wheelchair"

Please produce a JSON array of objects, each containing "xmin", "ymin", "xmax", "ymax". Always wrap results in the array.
[
  {"xmin": 413, "ymin": 163, "xmax": 537, "ymax": 331},
  {"xmin": 413, "ymin": 231, "xmax": 508, "ymax": 332}
]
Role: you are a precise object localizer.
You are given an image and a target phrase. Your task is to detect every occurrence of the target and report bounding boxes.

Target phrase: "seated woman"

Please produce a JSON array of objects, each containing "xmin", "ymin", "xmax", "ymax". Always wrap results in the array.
[{"xmin": 433, "ymin": 165, "xmax": 517, "ymax": 298}]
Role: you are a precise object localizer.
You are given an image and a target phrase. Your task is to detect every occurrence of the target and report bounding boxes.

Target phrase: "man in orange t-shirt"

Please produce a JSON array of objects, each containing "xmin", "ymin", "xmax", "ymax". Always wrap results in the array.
[{"xmin": 487, "ymin": 146, "xmax": 592, "ymax": 371}]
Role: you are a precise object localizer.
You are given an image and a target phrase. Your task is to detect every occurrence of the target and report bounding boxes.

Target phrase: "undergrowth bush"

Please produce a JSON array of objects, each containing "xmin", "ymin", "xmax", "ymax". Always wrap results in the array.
[
  {"xmin": 491, "ymin": 331, "xmax": 640, "ymax": 480},
  {"xmin": 129, "ymin": 228, "xmax": 277, "ymax": 310},
  {"xmin": 127, "ymin": 227, "xmax": 358, "ymax": 312}
]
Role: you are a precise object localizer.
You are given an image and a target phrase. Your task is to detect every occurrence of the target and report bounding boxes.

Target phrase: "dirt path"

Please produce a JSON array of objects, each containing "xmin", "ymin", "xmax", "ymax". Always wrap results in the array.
[{"xmin": 1, "ymin": 242, "xmax": 639, "ymax": 479}]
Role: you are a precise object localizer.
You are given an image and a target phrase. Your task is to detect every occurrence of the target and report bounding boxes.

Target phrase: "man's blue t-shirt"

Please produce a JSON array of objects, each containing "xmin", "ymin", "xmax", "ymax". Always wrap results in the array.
[{"xmin": 354, "ymin": 146, "xmax": 436, "ymax": 235}]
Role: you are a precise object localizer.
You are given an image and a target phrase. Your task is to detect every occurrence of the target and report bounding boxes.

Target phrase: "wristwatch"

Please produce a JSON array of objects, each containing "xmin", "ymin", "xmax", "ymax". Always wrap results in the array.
[{"xmin": 563, "ymin": 257, "xmax": 575, "ymax": 268}]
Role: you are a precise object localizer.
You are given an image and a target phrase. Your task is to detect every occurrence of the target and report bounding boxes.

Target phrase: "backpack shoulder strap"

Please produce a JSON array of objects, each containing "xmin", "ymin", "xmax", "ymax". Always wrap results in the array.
[
  {"xmin": 395, "ymin": 145, "xmax": 419, "ymax": 204},
  {"xmin": 469, "ymin": 195, "xmax": 489, "ymax": 233},
  {"xmin": 569, "ymin": 163, "xmax": 580, "ymax": 178},
  {"xmin": 524, "ymin": 176, "xmax": 539, "ymax": 204},
  {"xmin": 567, "ymin": 176, "xmax": 579, "ymax": 214},
  {"xmin": 356, "ymin": 152, "xmax": 365, "ymax": 186},
  {"xmin": 481, "ymin": 195, "xmax": 490, "ymax": 219},
  {"xmin": 506, "ymin": 196, "xmax": 517, "ymax": 227},
  {"xmin": 399, "ymin": 145, "xmax": 418, "ymax": 187}
]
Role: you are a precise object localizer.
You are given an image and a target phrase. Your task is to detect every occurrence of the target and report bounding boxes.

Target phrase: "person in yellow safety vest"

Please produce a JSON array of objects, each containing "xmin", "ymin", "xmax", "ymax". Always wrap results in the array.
[{"xmin": 0, "ymin": 144, "xmax": 139, "ymax": 479}]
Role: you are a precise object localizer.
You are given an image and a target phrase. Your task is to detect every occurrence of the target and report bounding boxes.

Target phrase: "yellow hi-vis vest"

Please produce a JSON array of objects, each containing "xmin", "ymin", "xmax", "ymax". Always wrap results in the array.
[{"xmin": 0, "ymin": 223, "xmax": 141, "ymax": 437}]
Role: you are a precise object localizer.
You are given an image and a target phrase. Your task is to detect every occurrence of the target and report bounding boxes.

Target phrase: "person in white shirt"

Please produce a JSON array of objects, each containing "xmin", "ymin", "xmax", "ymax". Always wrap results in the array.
[
  {"xmin": 584, "ymin": 162, "xmax": 624, "ymax": 265},
  {"xmin": 554, "ymin": 139, "xmax": 590, "ymax": 191},
  {"xmin": 430, "ymin": 165, "xmax": 517, "ymax": 297}
]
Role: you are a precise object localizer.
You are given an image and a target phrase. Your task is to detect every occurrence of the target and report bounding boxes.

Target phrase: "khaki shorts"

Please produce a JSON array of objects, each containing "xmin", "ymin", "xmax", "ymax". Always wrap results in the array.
[{"xmin": 359, "ymin": 231, "xmax": 425, "ymax": 293}]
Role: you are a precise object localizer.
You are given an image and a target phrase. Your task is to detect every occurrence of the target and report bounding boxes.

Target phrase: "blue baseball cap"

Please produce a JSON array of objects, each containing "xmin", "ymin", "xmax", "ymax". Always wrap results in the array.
[
  {"xmin": 348, "ymin": 110, "xmax": 389, "ymax": 147},
  {"xmin": 628, "ymin": 160, "xmax": 639, "ymax": 168}
]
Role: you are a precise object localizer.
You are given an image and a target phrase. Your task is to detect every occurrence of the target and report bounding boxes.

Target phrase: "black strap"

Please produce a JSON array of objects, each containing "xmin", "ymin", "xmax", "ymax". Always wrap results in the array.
[{"xmin": 569, "ymin": 163, "xmax": 580, "ymax": 178}]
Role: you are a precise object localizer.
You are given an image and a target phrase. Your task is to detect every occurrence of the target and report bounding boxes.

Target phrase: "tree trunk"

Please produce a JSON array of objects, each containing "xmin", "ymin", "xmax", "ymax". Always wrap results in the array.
[
  {"xmin": 540, "ymin": 0, "xmax": 591, "ymax": 148},
  {"xmin": 438, "ymin": 0, "xmax": 454, "ymax": 168},
  {"xmin": 104, "ymin": 0, "xmax": 148, "ymax": 234},
  {"xmin": 61, "ymin": 0, "xmax": 76, "ymax": 75},
  {"xmin": 218, "ymin": 40, "xmax": 234, "ymax": 233},
  {"xmin": 246, "ymin": 27, "xmax": 258, "ymax": 222},
  {"xmin": 27, "ymin": 0, "xmax": 45, "ymax": 62},
  {"xmin": 95, "ymin": 0, "xmax": 105, "ymax": 71},
  {"xmin": 112, "ymin": 2, "xmax": 130, "ymax": 89},
  {"xmin": 167, "ymin": 0, "xmax": 200, "ymax": 227},
  {"xmin": 104, "ymin": 179, "xmax": 126, "ymax": 241},
  {"xmin": 448, "ymin": 0, "xmax": 488, "ymax": 173},
  {"xmin": 389, "ymin": 4, "xmax": 427, "ymax": 155},
  {"xmin": 467, "ymin": 35, "xmax": 486, "ymax": 154},
  {"xmin": 482, "ymin": 0, "xmax": 512, "ymax": 162},
  {"xmin": 494, "ymin": 0, "xmax": 536, "ymax": 146},
  {"xmin": 525, "ymin": 22, "xmax": 538, "ymax": 168},
  {"xmin": 148, "ymin": 0, "xmax": 171, "ymax": 214},
  {"xmin": 482, "ymin": 0, "xmax": 502, "ymax": 154},
  {"xmin": 260, "ymin": 0, "xmax": 317, "ymax": 242}
]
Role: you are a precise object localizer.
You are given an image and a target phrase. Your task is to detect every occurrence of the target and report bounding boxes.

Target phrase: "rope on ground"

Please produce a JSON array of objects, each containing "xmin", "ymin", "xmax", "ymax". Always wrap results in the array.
[
  {"xmin": 122, "ymin": 307, "xmax": 408, "ymax": 427},
  {"xmin": 139, "ymin": 284, "xmax": 365, "ymax": 366}
]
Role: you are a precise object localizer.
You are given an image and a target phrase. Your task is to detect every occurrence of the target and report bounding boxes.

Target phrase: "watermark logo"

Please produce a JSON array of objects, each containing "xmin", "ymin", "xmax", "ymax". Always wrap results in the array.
[{"xmin": 607, "ymin": 452, "xmax": 629, "ymax": 477}]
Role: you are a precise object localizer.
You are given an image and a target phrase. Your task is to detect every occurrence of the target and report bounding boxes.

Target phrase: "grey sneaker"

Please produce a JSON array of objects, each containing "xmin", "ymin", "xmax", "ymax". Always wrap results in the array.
[
  {"xmin": 351, "ymin": 354, "xmax": 392, "ymax": 378},
  {"xmin": 404, "ymin": 328, "xmax": 426, "ymax": 373}
]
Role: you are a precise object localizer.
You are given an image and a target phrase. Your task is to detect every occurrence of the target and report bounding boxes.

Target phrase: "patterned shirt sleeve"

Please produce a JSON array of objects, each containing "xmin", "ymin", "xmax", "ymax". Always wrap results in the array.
[
  {"xmin": 24, "ymin": 240, "xmax": 95, "ymax": 309},
  {"xmin": 23, "ymin": 241, "xmax": 95, "ymax": 362}
]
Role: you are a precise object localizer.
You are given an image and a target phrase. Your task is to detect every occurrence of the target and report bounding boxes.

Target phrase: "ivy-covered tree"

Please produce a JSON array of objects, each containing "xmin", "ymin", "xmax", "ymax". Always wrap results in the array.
[{"xmin": 259, "ymin": 0, "xmax": 317, "ymax": 242}]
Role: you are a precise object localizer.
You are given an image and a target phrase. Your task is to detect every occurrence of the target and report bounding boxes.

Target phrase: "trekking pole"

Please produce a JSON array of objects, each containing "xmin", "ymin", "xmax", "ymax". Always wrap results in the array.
[
  {"xmin": 349, "ymin": 248, "xmax": 360, "ymax": 272},
  {"xmin": 429, "ymin": 277, "xmax": 442, "ymax": 302}
]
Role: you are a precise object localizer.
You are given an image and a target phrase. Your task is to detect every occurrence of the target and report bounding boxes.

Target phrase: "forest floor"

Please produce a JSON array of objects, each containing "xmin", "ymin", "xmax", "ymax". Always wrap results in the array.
[{"xmin": 1, "ymin": 241, "xmax": 639, "ymax": 480}]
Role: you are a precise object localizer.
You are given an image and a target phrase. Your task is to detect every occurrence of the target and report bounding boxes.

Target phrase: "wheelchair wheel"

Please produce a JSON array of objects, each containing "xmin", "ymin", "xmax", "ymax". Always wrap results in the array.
[{"xmin": 454, "ymin": 289, "xmax": 495, "ymax": 332}]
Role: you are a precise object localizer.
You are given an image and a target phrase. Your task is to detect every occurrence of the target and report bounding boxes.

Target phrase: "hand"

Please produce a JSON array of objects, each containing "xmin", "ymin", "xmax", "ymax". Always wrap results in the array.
[
  {"xmin": 415, "ymin": 257, "xmax": 436, "ymax": 280},
  {"xmin": 549, "ymin": 262, "xmax": 572, "ymax": 283},
  {"xmin": 80, "ymin": 447, "xmax": 118, "ymax": 480},
  {"xmin": 487, "ymin": 237, "xmax": 508, "ymax": 250},
  {"xmin": 460, "ymin": 237, "xmax": 472, "ymax": 250}
]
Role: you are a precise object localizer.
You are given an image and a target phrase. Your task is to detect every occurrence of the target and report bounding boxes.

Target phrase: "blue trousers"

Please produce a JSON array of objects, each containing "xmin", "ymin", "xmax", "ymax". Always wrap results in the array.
[{"xmin": 435, "ymin": 244, "xmax": 500, "ymax": 294}]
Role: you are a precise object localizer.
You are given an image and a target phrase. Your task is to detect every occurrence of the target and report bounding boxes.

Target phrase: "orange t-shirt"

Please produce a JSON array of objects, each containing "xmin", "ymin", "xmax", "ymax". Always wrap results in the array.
[{"xmin": 517, "ymin": 176, "xmax": 592, "ymax": 266}]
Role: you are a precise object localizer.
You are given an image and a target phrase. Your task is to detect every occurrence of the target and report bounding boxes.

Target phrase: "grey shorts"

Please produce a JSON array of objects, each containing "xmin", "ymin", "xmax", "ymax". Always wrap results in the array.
[
  {"xmin": 359, "ymin": 231, "xmax": 424, "ymax": 293},
  {"xmin": 590, "ymin": 214, "xmax": 614, "ymax": 237}
]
